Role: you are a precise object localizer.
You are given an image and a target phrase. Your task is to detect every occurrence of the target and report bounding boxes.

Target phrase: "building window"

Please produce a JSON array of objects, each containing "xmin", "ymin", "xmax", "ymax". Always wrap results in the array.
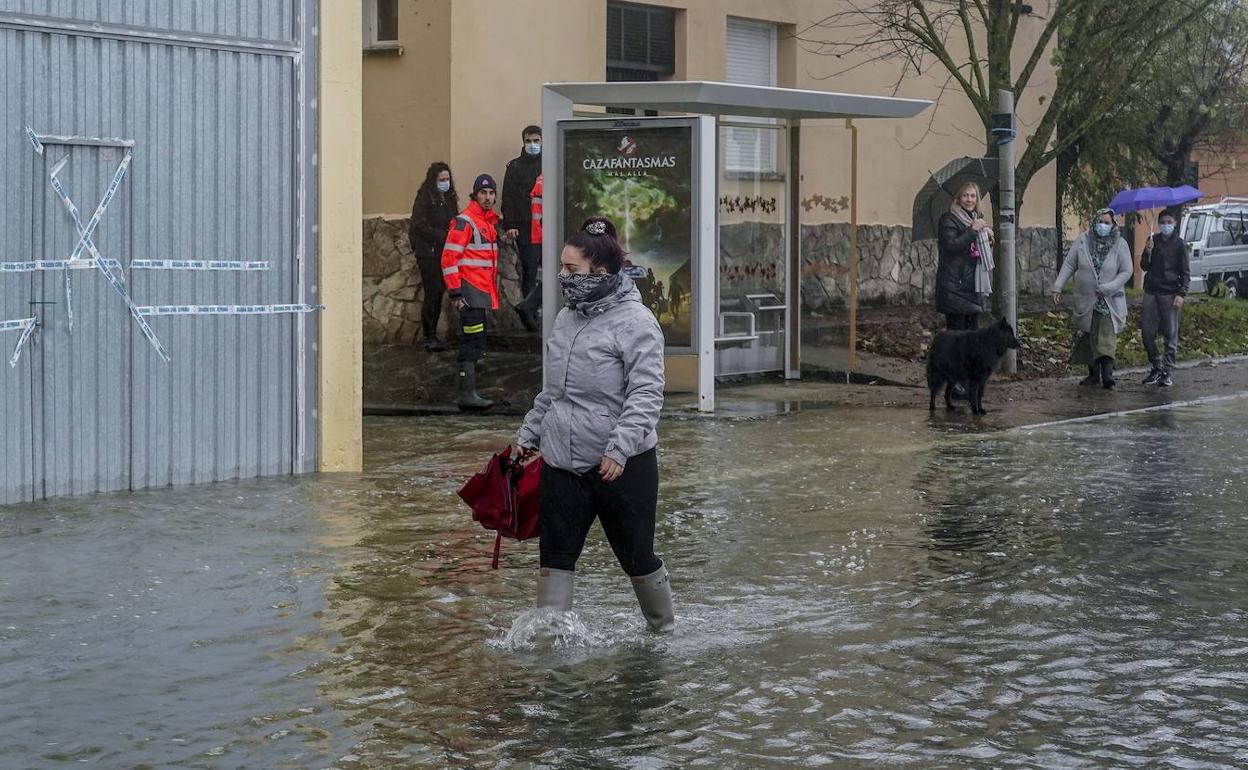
[
  {"xmin": 607, "ymin": 2, "xmax": 676, "ymax": 79},
  {"xmin": 606, "ymin": 1, "xmax": 675, "ymax": 113},
  {"xmin": 363, "ymin": 0, "xmax": 399, "ymax": 49},
  {"xmin": 724, "ymin": 18, "xmax": 779, "ymax": 174}
]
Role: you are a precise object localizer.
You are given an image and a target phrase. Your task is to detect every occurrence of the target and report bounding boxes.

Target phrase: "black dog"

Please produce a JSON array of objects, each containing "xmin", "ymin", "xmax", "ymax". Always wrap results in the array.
[{"xmin": 927, "ymin": 318, "xmax": 1022, "ymax": 415}]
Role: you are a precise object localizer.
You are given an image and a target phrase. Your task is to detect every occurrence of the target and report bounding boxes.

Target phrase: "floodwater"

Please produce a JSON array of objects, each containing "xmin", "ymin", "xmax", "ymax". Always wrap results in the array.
[{"xmin": 3, "ymin": 397, "xmax": 1248, "ymax": 769}]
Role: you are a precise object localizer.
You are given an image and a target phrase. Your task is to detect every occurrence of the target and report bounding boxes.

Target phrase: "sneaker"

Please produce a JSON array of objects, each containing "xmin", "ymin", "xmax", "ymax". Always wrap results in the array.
[
  {"xmin": 1142, "ymin": 368, "xmax": 1163, "ymax": 385},
  {"xmin": 1158, "ymin": 372, "xmax": 1173, "ymax": 387}
]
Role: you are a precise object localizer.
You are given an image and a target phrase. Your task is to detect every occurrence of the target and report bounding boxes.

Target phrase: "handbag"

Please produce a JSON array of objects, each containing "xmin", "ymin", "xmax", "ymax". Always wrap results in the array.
[{"xmin": 457, "ymin": 446, "xmax": 542, "ymax": 568}]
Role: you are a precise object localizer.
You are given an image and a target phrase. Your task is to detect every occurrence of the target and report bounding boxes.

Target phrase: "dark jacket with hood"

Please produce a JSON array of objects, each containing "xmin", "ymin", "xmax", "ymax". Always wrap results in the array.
[
  {"xmin": 1140, "ymin": 231, "xmax": 1191, "ymax": 296},
  {"xmin": 408, "ymin": 186, "xmax": 458, "ymax": 259},
  {"xmin": 501, "ymin": 150, "xmax": 542, "ymax": 244},
  {"xmin": 935, "ymin": 210, "xmax": 987, "ymax": 315}
]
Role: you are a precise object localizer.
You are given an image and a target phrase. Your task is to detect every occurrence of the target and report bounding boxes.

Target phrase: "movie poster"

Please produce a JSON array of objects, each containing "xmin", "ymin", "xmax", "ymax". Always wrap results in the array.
[{"xmin": 562, "ymin": 122, "xmax": 695, "ymax": 349}]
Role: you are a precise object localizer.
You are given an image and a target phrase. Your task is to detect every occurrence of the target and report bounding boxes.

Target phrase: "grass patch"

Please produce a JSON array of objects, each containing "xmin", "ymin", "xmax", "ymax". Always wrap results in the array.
[{"xmin": 1018, "ymin": 296, "xmax": 1248, "ymax": 375}]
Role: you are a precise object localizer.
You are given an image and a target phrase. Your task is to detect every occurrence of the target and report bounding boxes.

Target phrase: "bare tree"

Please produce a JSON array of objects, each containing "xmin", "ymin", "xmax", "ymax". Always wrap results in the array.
[
  {"xmin": 1058, "ymin": 0, "xmax": 1248, "ymax": 218},
  {"xmin": 799, "ymin": 0, "xmax": 1217, "ymax": 217}
]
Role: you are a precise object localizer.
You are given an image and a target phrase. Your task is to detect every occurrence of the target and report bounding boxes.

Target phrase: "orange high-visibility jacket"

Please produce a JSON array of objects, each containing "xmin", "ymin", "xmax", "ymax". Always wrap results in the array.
[
  {"xmin": 441, "ymin": 199, "xmax": 500, "ymax": 309},
  {"xmin": 530, "ymin": 174, "xmax": 543, "ymax": 245}
]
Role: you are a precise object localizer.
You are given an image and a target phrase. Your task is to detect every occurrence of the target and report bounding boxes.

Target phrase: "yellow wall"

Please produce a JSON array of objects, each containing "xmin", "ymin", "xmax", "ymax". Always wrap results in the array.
[
  {"xmin": 362, "ymin": 0, "xmax": 452, "ymax": 217},
  {"xmin": 320, "ymin": 0, "xmax": 364, "ymax": 472},
  {"xmin": 363, "ymin": 0, "xmax": 1058, "ymax": 229}
]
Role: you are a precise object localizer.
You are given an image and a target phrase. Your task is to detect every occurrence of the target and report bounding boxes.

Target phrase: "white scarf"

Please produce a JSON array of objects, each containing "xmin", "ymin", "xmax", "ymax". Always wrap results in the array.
[{"xmin": 950, "ymin": 202, "xmax": 995, "ymax": 296}]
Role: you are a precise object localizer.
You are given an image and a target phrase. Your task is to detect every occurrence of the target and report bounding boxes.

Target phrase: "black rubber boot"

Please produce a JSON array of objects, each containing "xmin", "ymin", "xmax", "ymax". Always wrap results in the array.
[
  {"xmin": 457, "ymin": 362, "xmax": 494, "ymax": 411},
  {"xmin": 1079, "ymin": 364, "xmax": 1100, "ymax": 387},
  {"xmin": 1099, "ymin": 357, "xmax": 1116, "ymax": 390}
]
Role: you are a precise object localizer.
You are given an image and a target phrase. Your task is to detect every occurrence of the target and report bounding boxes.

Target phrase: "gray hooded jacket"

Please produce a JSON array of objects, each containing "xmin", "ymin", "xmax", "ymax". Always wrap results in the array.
[{"xmin": 517, "ymin": 274, "xmax": 665, "ymax": 473}]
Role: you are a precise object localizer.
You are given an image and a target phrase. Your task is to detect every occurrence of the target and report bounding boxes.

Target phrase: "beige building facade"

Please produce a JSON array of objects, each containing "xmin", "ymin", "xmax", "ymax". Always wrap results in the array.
[{"xmin": 362, "ymin": 0, "xmax": 1058, "ymax": 229}]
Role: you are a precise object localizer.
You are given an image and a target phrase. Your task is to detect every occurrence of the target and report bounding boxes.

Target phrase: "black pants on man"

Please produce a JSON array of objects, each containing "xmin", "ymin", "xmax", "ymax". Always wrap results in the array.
[
  {"xmin": 517, "ymin": 241, "xmax": 541, "ymax": 301},
  {"xmin": 456, "ymin": 306, "xmax": 487, "ymax": 363},
  {"xmin": 945, "ymin": 313, "xmax": 980, "ymax": 331},
  {"xmin": 539, "ymin": 448, "xmax": 662, "ymax": 577},
  {"xmin": 416, "ymin": 251, "xmax": 446, "ymax": 341}
]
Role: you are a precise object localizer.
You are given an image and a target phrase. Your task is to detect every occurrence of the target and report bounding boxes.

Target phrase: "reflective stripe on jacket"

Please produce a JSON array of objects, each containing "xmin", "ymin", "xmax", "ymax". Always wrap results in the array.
[
  {"xmin": 530, "ymin": 174, "xmax": 543, "ymax": 245},
  {"xmin": 441, "ymin": 199, "xmax": 500, "ymax": 309}
]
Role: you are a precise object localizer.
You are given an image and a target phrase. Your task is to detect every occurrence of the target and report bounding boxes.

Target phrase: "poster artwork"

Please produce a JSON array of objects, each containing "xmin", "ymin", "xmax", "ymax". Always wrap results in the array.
[{"xmin": 563, "ymin": 125, "xmax": 694, "ymax": 348}]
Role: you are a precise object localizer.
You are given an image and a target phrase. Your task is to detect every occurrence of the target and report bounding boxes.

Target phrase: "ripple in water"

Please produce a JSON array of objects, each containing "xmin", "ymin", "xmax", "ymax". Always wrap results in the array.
[{"xmin": 489, "ymin": 607, "xmax": 611, "ymax": 651}]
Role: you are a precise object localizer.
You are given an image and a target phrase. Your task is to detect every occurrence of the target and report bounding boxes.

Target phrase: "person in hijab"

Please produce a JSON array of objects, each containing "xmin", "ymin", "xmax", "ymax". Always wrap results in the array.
[{"xmin": 1052, "ymin": 208, "xmax": 1134, "ymax": 389}]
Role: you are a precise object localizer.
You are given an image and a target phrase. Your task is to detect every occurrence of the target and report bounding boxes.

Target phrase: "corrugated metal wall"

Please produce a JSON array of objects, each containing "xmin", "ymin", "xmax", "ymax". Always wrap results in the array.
[{"xmin": 0, "ymin": 1, "xmax": 317, "ymax": 504}]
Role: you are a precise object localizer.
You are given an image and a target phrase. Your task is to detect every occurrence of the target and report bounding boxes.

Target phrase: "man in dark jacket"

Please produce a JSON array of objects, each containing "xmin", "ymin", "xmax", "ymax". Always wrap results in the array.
[
  {"xmin": 1139, "ymin": 208, "xmax": 1191, "ymax": 387},
  {"xmin": 501, "ymin": 124, "xmax": 543, "ymax": 332}
]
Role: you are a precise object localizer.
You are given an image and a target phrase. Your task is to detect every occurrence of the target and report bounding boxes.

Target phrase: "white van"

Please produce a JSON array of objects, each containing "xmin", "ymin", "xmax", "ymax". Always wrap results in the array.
[{"xmin": 1180, "ymin": 197, "xmax": 1248, "ymax": 298}]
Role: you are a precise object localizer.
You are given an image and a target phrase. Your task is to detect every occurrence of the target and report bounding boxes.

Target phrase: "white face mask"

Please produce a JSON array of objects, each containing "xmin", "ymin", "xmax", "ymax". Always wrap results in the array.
[{"xmin": 524, "ymin": 142, "xmax": 541, "ymax": 156}]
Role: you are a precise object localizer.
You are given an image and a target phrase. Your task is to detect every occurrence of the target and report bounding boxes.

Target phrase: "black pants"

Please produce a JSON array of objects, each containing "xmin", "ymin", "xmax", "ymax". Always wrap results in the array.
[
  {"xmin": 456, "ymin": 306, "xmax": 486, "ymax": 363},
  {"xmin": 539, "ymin": 448, "xmax": 661, "ymax": 577},
  {"xmin": 417, "ymin": 251, "xmax": 446, "ymax": 340},
  {"xmin": 518, "ymin": 241, "xmax": 541, "ymax": 302},
  {"xmin": 945, "ymin": 313, "xmax": 980, "ymax": 331}
]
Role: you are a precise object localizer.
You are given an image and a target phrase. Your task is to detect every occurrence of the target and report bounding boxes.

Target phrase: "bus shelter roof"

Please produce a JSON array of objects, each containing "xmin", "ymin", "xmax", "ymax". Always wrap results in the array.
[{"xmin": 543, "ymin": 80, "xmax": 931, "ymax": 121}]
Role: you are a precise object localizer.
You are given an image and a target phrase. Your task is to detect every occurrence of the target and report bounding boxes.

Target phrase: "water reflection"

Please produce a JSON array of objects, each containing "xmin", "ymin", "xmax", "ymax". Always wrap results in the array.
[{"xmin": 3, "ymin": 399, "xmax": 1248, "ymax": 768}]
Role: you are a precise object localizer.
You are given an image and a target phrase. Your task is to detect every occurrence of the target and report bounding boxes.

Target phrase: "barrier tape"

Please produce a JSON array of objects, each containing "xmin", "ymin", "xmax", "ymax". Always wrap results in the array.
[
  {"xmin": 1, "ymin": 259, "xmax": 123, "ymax": 272},
  {"xmin": 136, "ymin": 303, "xmax": 324, "ymax": 316},
  {"xmin": 44, "ymin": 147, "xmax": 169, "ymax": 362},
  {"xmin": 1, "ymin": 317, "xmax": 35, "ymax": 332},
  {"xmin": 25, "ymin": 126, "xmax": 44, "ymax": 155},
  {"xmin": 4, "ymin": 318, "xmax": 36, "ymax": 368},
  {"xmin": 129, "ymin": 260, "xmax": 270, "ymax": 271}
]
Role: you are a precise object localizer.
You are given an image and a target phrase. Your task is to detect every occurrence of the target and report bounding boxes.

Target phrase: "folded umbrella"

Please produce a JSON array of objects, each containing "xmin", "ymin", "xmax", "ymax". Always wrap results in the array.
[{"xmin": 458, "ymin": 446, "xmax": 542, "ymax": 569}]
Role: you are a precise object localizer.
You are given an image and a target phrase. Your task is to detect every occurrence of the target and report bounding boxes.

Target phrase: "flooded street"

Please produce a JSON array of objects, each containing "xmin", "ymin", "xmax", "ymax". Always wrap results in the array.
[{"xmin": 4, "ymin": 398, "xmax": 1248, "ymax": 769}]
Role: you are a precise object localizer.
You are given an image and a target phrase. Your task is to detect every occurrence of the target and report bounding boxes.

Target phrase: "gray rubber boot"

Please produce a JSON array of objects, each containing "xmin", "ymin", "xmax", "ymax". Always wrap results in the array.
[
  {"xmin": 536, "ymin": 567, "xmax": 573, "ymax": 612},
  {"xmin": 631, "ymin": 564, "xmax": 675, "ymax": 633},
  {"xmin": 457, "ymin": 362, "xmax": 494, "ymax": 411}
]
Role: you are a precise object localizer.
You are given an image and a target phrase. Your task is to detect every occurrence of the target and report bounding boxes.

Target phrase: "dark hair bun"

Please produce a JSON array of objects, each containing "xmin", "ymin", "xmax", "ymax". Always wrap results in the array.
[{"xmin": 567, "ymin": 216, "xmax": 626, "ymax": 273}]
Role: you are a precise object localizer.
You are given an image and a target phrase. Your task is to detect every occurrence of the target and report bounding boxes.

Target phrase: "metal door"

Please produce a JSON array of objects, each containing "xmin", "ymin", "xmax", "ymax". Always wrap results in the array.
[{"xmin": 31, "ymin": 143, "xmax": 132, "ymax": 498}]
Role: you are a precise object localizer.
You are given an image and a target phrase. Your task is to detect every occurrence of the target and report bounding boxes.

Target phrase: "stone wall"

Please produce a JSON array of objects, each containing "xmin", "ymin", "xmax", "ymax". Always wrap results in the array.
[
  {"xmin": 362, "ymin": 217, "xmax": 527, "ymax": 345},
  {"xmin": 364, "ymin": 217, "xmax": 1063, "ymax": 343},
  {"xmin": 718, "ymin": 222, "xmax": 1061, "ymax": 315}
]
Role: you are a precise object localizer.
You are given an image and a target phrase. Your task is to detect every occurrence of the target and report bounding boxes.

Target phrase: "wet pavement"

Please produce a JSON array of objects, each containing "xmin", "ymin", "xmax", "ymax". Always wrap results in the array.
[{"xmin": 4, "ymin": 391, "xmax": 1248, "ymax": 768}]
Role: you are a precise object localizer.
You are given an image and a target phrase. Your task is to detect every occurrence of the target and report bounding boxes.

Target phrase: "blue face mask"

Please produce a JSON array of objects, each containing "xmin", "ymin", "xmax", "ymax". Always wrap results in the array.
[
  {"xmin": 436, "ymin": 180, "xmax": 451, "ymax": 193},
  {"xmin": 1094, "ymin": 222, "xmax": 1113, "ymax": 237},
  {"xmin": 1159, "ymin": 223, "xmax": 1176, "ymax": 236},
  {"xmin": 524, "ymin": 142, "xmax": 542, "ymax": 157}
]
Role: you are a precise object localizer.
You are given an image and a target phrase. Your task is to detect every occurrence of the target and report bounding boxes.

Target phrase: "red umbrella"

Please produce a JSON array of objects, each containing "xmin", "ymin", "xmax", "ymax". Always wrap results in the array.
[{"xmin": 458, "ymin": 446, "xmax": 542, "ymax": 568}]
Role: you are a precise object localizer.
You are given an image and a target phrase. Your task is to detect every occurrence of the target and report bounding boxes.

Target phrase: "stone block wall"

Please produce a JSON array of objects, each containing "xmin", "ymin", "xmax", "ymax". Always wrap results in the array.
[
  {"xmin": 718, "ymin": 220, "xmax": 1058, "ymax": 313},
  {"xmin": 362, "ymin": 217, "xmax": 528, "ymax": 345},
  {"xmin": 364, "ymin": 217, "xmax": 1063, "ymax": 344}
]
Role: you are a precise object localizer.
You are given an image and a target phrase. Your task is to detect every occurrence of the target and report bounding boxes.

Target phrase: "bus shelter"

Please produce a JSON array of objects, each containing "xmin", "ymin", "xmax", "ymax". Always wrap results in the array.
[{"xmin": 540, "ymin": 81, "xmax": 930, "ymax": 411}]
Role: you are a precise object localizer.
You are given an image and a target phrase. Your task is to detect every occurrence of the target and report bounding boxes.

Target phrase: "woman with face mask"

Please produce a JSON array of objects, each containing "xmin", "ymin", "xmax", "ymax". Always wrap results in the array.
[
  {"xmin": 408, "ymin": 162, "xmax": 459, "ymax": 352},
  {"xmin": 1052, "ymin": 207, "xmax": 1134, "ymax": 389},
  {"xmin": 513, "ymin": 217, "xmax": 673, "ymax": 633}
]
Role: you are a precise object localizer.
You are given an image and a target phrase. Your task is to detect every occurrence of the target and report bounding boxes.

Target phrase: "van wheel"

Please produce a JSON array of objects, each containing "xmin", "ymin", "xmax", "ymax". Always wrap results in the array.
[{"xmin": 1227, "ymin": 276, "xmax": 1240, "ymax": 300}]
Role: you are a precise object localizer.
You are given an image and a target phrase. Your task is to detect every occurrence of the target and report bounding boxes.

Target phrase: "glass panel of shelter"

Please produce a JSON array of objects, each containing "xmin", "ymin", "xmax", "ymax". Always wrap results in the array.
[{"xmin": 716, "ymin": 122, "xmax": 787, "ymax": 378}]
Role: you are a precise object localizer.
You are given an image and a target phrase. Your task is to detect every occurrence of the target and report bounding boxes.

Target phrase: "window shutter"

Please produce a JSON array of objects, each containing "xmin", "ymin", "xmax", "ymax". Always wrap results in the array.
[{"xmin": 724, "ymin": 19, "xmax": 778, "ymax": 173}]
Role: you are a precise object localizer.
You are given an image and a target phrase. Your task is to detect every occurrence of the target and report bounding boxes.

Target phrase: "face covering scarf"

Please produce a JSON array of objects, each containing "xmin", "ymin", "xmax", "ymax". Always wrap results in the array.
[{"xmin": 560, "ymin": 271, "xmax": 620, "ymax": 308}]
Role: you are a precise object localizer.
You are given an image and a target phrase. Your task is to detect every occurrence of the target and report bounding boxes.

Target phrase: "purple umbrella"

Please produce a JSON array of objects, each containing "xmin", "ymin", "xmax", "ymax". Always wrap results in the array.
[{"xmin": 1107, "ymin": 186, "xmax": 1202, "ymax": 214}]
